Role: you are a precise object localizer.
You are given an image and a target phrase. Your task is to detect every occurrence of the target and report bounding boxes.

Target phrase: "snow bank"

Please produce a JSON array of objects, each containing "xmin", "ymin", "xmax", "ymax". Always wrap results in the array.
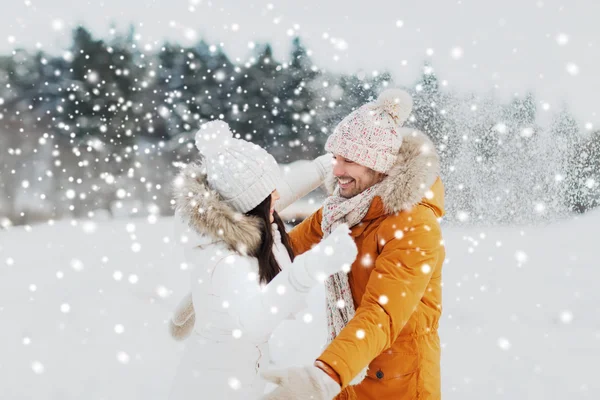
[{"xmin": 0, "ymin": 211, "xmax": 598, "ymax": 399}]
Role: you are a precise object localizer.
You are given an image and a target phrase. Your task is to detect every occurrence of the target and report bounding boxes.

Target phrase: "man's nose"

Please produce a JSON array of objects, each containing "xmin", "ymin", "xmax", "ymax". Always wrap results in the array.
[{"xmin": 333, "ymin": 161, "xmax": 345, "ymax": 177}]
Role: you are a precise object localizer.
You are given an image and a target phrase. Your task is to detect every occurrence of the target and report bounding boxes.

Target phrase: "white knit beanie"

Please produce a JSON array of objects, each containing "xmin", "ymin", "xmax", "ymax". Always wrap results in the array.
[
  {"xmin": 325, "ymin": 88, "xmax": 413, "ymax": 174},
  {"xmin": 195, "ymin": 120, "xmax": 281, "ymax": 213}
]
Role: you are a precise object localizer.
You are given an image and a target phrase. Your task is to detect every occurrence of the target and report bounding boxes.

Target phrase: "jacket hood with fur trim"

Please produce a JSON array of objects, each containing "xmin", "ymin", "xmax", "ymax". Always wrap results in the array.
[{"xmin": 172, "ymin": 161, "xmax": 265, "ymax": 256}]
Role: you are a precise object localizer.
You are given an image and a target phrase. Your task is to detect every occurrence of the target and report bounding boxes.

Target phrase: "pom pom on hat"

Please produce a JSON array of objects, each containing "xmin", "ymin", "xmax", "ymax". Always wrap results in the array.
[
  {"xmin": 371, "ymin": 88, "xmax": 413, "ymax": 126},
  {"xmin": 195, "ymin": 120, "xmax": 234, "ymax": 156}
]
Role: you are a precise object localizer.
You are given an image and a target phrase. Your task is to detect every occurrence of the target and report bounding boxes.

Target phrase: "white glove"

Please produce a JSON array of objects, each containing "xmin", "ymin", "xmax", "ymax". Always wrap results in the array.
[
  {"xmin": 260, "ymin": 365, "xmax": 341, "ymax": 400},
  {"xmin": 314, "ymin": 153, "xmax": 334, "ymax": 180},
  {"xmin": 302, "ymin": 223, "xmax": 358, "ymax": 281}
]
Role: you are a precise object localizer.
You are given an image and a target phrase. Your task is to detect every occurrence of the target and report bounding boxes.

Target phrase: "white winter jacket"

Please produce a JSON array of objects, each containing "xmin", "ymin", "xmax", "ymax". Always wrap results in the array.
[{"xmin": 168, "ymin": 155, "xmax": 341, "ymax": 399}]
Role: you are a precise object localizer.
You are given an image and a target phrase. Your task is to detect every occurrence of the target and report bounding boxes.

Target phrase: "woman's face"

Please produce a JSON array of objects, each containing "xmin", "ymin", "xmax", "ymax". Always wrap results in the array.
[{"xmin": 270, "ymin": 190, "xmax": 280, "ymax": 223}]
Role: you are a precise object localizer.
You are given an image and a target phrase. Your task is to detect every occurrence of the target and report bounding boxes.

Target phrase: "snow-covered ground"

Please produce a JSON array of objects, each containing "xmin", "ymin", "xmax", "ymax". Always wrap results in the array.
[{"xmin": 0, "ymin": 211, "xmax": 598, "ymax": 399}]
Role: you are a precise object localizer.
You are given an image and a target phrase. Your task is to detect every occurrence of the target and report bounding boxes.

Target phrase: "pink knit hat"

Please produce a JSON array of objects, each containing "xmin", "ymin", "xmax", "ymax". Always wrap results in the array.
[{"xmin": 325, "ymin": 88, "xmax": 413, "ymax": 173}]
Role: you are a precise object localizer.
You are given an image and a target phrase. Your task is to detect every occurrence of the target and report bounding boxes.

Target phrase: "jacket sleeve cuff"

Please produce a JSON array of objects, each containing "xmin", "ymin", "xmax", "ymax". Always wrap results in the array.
[
  {"xmin": 317, "ymin": 350, "xmax": 354, "ymax": 388},
  {"xmin": 314, "ymin": 360, "xmax": 341, "ymax": 385}
]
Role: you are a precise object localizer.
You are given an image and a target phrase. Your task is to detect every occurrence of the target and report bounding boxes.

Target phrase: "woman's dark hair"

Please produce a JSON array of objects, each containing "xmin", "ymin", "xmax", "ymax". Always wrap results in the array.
[{"xmin": 246, "ymin": 193, "xmax": 295, "ymax": 284}]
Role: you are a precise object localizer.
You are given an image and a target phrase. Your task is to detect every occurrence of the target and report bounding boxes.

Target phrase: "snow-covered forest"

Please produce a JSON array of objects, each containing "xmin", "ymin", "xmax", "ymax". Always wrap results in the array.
[{"xmin": 1, "ymin": 25, "xmax": 599, "ymax": 229}]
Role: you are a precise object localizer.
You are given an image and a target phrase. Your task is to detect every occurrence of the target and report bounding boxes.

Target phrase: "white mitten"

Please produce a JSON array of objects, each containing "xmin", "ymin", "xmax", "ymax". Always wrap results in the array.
[
  {"xmin": 314, "ymin": 153, "xmax": 334, "ymax": 180},
  {"xmin": 260, "ymin": 365, "xmax": 341, "ymax": 400},
  {"xmin": 302, "ymin": 224, "xmax": 358, "ymax": 281}
]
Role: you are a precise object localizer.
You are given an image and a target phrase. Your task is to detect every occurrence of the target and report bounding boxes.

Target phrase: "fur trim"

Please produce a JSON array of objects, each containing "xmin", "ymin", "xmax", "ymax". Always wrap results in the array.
[
  {"xmin": 325, "ymin": 128, "xmax": 440, "ymax": 213},
  {"xmin": 172, "ymin": 161, "xmax": 263, "ymax": 255},
  {"xmin": 170, "ymin": 312, "xmax": 195, "ymax": 341},
  {"xmin": 169, "ymin": 292, "xmax": 196, "ymax": 341}
]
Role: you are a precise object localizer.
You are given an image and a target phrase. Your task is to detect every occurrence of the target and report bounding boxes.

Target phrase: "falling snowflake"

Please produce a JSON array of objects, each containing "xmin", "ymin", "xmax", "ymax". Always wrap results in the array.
[
  {"xmin": 87, "ymin": 71, "xmax": 99, "ymax": 83},
  {"xmin": 497, "ymin": 337, "xmax": 511, "ymax": 350},
  {"xmin": 60, "ymin": 303, "xmax": 71, "ymax": 313},
  {"xmin": 559, "ymin": 310, "xmax": 573, "ymax": 324},
  {"xmin": 51, "ymin": 19, "xmax": 64, "ymax": 31},
  {"xmin": 70, "ymin": 259, "xmax": 84, "ymax": 272},
  {"xmin": 361, "ymin": 254, "xmax": 373, "ymax": 267},
  {"xmin": 356, "ymin": 329, "xmax": 366, "ymax": 339},
  {"xmin": 566, "ymin": 63, "xmax": 579, "ymax": 76},
  {"xmin": 521, "ymin": 127, "xmax": 534, "ymax": 138},
  {"xmin": 232, "ymin": 329, "xmax": 242, "ymax": 339},
  {"xmin": 228, "ymin": 377, "xmax": 241, "ymax": 390},
  {"xmin": 185, "ymin": 29, "xmax": 197, "ymax": 41},
  {"xmin": 31, "ymin": 361, "xmax": 45, "ymax": 374},
  {"xmin": 515, "ymin": 251, "xmax": 528, "ymax": 265},
  {"xmin": 555, "ymin": 33, "xmax": 569, "ymax": 46},
  {"xmin": 451, "ymin": 47, "xmax": 464, "ymax": 60},
  {"xmin": 457, "ymin": 211, "xmax": 469, "ymax": 222},
  {"xmin": 82, "ymin": 221, "xmax": 97, "ymax": 234},
  {"xmin": 303, "ymin": 313, "xmax": 313, "ymax": 323},
  {"xmin": 117, "ymin": 351, "xmax": 130, "ymax": 364},
  {"xmin": 585, "ymin": 178, "xmax": 596, "ymax": 189},
  {"xmin": 156, "ymin": 286, "xmax": 170, "ymax": 298},
  {"xmin": 114, "ymin": 324, "xmax": 125, "ymax": 334}
]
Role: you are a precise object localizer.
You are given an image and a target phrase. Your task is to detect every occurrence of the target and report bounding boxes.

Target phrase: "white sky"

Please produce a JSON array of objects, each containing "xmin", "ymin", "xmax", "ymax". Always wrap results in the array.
[{"xmin": 2, "ymin": 0, "xmax": 599, "ymax": 127}]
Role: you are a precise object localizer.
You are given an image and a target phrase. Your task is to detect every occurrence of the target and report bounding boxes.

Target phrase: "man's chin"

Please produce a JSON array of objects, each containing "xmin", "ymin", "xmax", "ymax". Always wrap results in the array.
[{"xmin": 339, "ymin": 188, "xmax": 356, "ymax": 199}]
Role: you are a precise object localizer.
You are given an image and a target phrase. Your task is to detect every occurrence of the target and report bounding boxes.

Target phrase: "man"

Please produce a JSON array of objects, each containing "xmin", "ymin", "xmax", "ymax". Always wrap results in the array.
[{"xmin": 261, "ymin": 88, "xmax": 446, "ymax": 400}]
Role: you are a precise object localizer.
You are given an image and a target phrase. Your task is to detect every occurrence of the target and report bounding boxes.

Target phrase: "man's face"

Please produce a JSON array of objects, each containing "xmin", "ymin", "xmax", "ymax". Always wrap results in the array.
[{"xmin": 332, "ymin": 155, "xmax": 385, "ymax": 198}]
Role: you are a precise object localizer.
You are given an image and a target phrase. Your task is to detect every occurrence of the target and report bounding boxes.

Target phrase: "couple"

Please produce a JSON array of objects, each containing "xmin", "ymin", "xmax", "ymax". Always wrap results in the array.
[{"xmin": 168, "ymin": 88, "xmax": 445, "ymax": 400}]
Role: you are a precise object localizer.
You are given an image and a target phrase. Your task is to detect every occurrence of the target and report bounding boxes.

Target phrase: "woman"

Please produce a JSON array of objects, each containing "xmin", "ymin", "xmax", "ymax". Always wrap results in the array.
[{"xmin": 168, "ymin": 120, "xmax": 357, "ymax": 399}]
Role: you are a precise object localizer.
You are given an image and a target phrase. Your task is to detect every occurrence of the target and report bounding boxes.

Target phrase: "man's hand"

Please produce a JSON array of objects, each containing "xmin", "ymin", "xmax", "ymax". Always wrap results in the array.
[{"xmin": 260, "ymin": 365, "xmax": 341, "ymax": 400}]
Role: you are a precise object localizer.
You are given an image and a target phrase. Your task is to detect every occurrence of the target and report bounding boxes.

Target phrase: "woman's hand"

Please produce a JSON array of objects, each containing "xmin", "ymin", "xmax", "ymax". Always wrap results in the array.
[{"xmin": 302, "ymin": 224, "xmax": 357, "ymax": 281}]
